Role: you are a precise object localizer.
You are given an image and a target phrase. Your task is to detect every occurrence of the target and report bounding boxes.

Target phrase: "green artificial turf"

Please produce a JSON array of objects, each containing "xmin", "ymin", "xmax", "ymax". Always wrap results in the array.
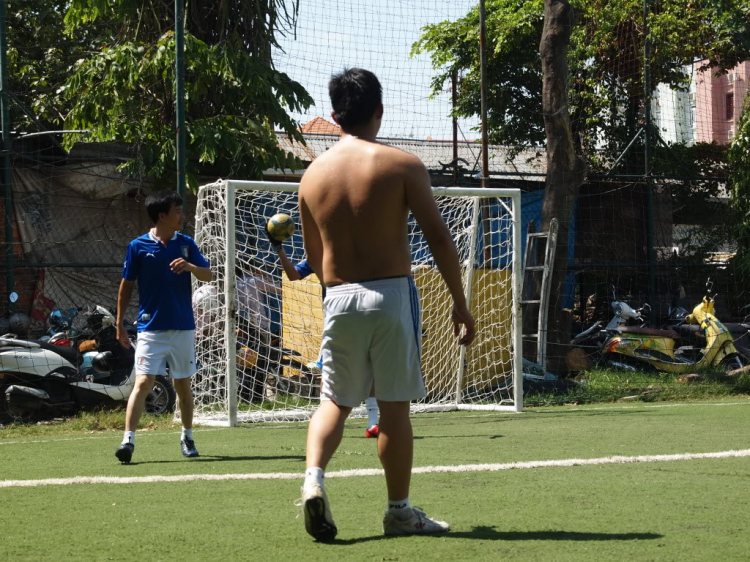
[{"xmin": 1, "ymin": 400, "xmax": 749, "ymax": 561}]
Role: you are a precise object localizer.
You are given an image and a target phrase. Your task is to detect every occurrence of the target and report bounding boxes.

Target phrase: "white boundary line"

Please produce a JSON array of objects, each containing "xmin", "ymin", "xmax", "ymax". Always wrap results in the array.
[{"xmin": 3, "ymin": 448, "xmax": 749, "ymax": 488}]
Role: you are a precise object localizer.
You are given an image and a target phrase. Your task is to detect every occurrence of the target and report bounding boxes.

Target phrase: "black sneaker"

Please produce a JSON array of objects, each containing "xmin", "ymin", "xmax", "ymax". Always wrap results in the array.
[
  {"xmin": 181, "ymin": 438, "xmax": 199, "ymax": 458},
  {"xmin": 115, "ymin": 442, "xmax": 134, "ymax": 463}
]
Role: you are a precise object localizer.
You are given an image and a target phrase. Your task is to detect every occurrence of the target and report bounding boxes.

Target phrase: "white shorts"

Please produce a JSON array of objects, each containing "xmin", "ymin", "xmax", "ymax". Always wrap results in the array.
[
  {"xmin": 319, "ymin": 276, "xmax": 425, "ymax": 407},
  {"xmin": 135, "ymin": 330, "xmax": 197, "ymax": 379}
]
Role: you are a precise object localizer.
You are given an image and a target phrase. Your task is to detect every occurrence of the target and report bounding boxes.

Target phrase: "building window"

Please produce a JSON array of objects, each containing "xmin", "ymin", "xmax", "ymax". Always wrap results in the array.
[{"xmin": 726, "ymin": 93, "xmax": 734, "ymax": 120}]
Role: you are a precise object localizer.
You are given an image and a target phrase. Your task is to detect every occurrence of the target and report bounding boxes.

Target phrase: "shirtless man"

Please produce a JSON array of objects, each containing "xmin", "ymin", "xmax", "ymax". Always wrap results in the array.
[{"xmin": 298, "ymin": 68, "xmax": 475, "ymax": 541}]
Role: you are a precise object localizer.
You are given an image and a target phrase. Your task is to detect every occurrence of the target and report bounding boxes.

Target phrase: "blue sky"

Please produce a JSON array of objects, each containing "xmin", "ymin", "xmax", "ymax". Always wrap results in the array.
[{"xmin": 273, "ymin": 0, "xmax": 480, "ymax": 140}]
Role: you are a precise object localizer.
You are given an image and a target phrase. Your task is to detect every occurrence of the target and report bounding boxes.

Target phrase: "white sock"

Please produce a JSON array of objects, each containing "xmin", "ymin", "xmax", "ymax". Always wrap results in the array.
[
  {"xmin": 305, "ymin": 467, "xmax": 325, "ymax": 487},
  {"xmin": 365, "ymin": 396, "xmax": 379, "ymax": 428},
  {"xmin": 387, "ymin": 497, "xmax": 410, "ymax": 515},
  {"xmin": 122, "ymin": 431, "xmax": 135, "ymax": 446},
  {"xmin": 182, "ymin": 427, "xmax": 193, "ymax": 441}
]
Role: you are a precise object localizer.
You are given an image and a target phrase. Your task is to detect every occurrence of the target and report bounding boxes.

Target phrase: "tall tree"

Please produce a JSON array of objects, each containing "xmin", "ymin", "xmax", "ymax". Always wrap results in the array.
[
  {"xmin": 729, "ymin": 92, "xmax": 750, "ymax": 274},
  {"xmin": 538, "ymin": 0, "xmax": 587, "ymax": 372},
  {"xmin": 414, "ymin": 0, "xmax": 750, "ymax": 371},
  {"xmin": 10, "ymin": 0, "xmax": 312, "ymax": 191},
  {"xmin": 413, "ymin": 0, "xmax": 750, "ymax": 163}
]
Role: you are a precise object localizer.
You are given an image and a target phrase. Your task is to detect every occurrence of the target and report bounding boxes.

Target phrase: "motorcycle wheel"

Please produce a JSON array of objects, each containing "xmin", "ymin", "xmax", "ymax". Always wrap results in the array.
[
  {"xmin": 144, "ymin": 376, "xmax": 177, "ymax": 415},
  {"xmin": 720, "ymin": 354, "xmax": 746, "ymax": 372}
]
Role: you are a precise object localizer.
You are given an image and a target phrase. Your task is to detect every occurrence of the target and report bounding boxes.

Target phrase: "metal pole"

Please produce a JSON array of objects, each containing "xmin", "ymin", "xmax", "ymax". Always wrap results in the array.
[
  {"xmin": 479, "ymin": 0, "xmax": 492, "ymax": 264},
  {"xmin": 644, "ymin": 0, "xmax": 657, "ymax": 321},
  {"xmin": 455, "ymin": 197, "xmax": 481, "ymax": 405},
  {"xmin": 479, "ymin": 0, "xmax": 489, "ymax": 185},
  {"xmin": 224, "ymin": 181, "xmax": 238, "ymax": 426},
  {"xmin": 175, "ymin": 0, "xmax": 187, "ymax": 198},
  {"xmin": 452, "ymin": 70, "xmax": 458, "ymax": 185},
  {"xmin": 0, "ymin": 0, "xmax": 14, "ymax": 310}
]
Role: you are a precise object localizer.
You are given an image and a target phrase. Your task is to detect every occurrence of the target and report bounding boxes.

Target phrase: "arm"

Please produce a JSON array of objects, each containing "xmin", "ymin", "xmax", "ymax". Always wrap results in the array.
[
  {"xmin": 190, "ymin": 265, "xmax": 213, "ymax": 282},
  {"xmin": 405, "ymin": 159, "xmax": 475, "ymax": 345},
  {"xmin": 116, "ymin": 279, "xmax": 135, "ymax": 349},
  {"xmin": 299, "ymin": 190, "xmax": 323, "ymax": 281},
  {"xmin": 169, "ymin": 259, "xmax": 212, "ymax": 281},
  {"xmin": 275, "ymin": 246, "xmax": 302, "ymax": 281}
]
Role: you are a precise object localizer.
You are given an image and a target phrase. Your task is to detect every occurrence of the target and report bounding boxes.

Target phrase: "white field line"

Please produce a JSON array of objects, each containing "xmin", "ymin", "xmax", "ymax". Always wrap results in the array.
[{"xmin": 2, "ymin": 448, "xmax": 749, "ymax": 489}]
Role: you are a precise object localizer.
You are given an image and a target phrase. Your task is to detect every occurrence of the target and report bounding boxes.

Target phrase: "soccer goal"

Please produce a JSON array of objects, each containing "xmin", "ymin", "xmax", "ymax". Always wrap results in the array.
[{"xmin": 192, "ymin": 179, "xmax": 522, "ymax": 426}]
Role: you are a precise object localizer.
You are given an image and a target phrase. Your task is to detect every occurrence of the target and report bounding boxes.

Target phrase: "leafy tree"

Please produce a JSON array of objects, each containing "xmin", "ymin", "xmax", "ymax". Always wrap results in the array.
[
  {"xmin": 413, "ymin": 0, "xmax": 750, "ymax": 166},
  {"xmin": 6, "ymin": 1, "xmax": 111, "ymax": 132},
  {"xmin": 9, "ymin": 1, "xmax": 312, "ymax": 192},
  {"xmin": 729, "ymin": 92, "xmax": 750, "ymax": 273},
  {"xmin": 414, "ymin": 0, "xmax": 750, "ymax": 371}
]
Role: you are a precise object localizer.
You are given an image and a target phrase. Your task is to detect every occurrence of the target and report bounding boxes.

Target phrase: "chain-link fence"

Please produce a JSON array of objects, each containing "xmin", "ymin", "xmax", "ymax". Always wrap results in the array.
[{"xmin": 1, "ymin": 0, "xmax": 749, "ymax": 376}]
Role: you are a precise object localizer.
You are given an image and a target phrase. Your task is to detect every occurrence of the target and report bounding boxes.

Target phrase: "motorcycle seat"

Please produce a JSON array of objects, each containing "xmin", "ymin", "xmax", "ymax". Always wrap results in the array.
[
  {"xmin": 38, "ymin": 341, "xmax": 80, "ymax": 366},
  {"xmin": 619, "ymin": 326, "xmax": 680, "ymax": 339}
]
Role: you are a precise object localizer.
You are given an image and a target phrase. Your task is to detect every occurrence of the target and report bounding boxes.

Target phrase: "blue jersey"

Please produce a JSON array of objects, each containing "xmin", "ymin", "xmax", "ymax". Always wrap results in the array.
[
  {"xmin": 123, "ymin": 231, "xmax": 210, "ymax": 332},
  {"xmin": 294, "ymin": 259, "xmax": 315, "ymax": 279},
  {"xmin": 295, "ymin": 259, "xmax": 326, "ymax": 298}
]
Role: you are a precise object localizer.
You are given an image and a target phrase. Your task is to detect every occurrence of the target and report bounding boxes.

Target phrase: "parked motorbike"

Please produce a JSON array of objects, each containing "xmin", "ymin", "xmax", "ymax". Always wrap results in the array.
[
  {"xmin": 569, "ymin": 280, "xmax": 746, "ymax": 373},
  {"xmin": 0, "ymin": 305, "xmax": 176, "ymax": 423}
]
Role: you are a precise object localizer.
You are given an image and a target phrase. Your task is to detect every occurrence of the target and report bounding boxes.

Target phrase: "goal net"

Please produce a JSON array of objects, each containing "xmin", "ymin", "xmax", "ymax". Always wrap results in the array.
[{"xmin": 192, "ymin": 180, "xmax": 522, "ymax": 426}]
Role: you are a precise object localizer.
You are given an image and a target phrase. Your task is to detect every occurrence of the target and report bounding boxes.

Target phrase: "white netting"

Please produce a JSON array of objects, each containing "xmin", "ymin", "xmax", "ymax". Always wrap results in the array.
[{"xmin": 192, "ymin": 180, "xmax": 521, "ymax": 425}]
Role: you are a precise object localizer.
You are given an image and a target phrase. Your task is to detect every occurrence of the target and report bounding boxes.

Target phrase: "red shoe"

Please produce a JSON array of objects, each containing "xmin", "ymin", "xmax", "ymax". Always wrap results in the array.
[{"xmin": 365, "ymin": 424, "xmax": 379, "ymax": 438}]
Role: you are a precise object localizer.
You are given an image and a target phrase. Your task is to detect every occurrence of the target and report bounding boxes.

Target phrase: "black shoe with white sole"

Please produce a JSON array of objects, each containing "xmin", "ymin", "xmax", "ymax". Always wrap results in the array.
[
  {"xmin": 181, "ymin": 439, "xmax": 199, "ymax": 458},
  {"xmin": 115, "ymin": 442, "xmax": 134, "ymax": 463}
]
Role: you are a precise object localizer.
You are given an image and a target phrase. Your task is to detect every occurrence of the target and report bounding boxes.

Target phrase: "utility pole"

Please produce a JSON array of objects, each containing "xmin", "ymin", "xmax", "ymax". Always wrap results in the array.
[
  {"xmin": 644, "ymin": 0, "xmax": 657, "ymax": 321},
  {"xmin": 0, "ymin": 0, "xmax": 14, "ymax": 309},
  {"xmin": 175, "ymin": 0, "xmax": 187, "ymax": 198}
]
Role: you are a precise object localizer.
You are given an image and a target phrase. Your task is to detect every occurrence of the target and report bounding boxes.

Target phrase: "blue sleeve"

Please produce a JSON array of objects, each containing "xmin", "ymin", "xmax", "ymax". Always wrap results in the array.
[
  {"xmin": 187, "ymin": 237, "xmax": 210, "ymax": 268},
  {"xmin": 122, "ymin": 241, "xmax": 139, "ymax": 281},
  {"xmin": 294, "ymin": 260, "xmax": 315, "ymax": 279}
]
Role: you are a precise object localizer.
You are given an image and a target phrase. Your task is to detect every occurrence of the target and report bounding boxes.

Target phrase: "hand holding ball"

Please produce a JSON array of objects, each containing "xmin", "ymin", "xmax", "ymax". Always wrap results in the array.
[{"xmin": 266, "ymin": 213, "xmax": 296, "ymax": 246}]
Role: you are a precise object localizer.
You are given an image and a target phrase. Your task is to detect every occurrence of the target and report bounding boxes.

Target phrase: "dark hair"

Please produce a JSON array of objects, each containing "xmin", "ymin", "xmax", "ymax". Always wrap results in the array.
[
  {"xmin": 145, "ymin": 191, "xmax": 183, "ymax": 224},
  {"xmin": 328, "ymin": 68, "xmax": 382, "ymax": 130}
]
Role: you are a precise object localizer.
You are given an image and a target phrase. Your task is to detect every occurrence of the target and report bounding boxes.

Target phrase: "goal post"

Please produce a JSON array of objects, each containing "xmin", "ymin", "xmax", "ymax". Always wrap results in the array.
[{"xmin": 192, "ymin": 179, "xmax": 523, "ymax": 426}]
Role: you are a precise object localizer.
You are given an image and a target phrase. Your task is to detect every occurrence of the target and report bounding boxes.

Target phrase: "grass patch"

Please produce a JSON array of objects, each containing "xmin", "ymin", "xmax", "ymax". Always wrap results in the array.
[
  {"xmin": 0, "ymin": 410, "xmax": 179, "ymax": 438},
  {"xmin": 2, "ymin": 403, "xmax": 750, "ymax": 561},
  {"xmin": 526, "ymin": 367, "xmax": 750, "ymax": 406}
]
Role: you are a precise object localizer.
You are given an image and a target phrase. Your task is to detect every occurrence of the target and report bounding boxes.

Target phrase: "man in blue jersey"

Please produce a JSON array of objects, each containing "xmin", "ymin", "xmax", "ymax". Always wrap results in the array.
[
  {"xmin": 114, "ymin": 191, "xmax": 212, "ymax": 463},
  {"xmin": 269, "ymin": 237, "xmax": 381, "ymax": 437}
]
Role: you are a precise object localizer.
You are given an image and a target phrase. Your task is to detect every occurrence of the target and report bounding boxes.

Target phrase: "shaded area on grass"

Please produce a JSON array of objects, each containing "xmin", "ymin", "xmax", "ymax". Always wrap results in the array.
[
  {"xmin": 119, "ymin": 454, "xmax": 305, "ymax": 466},
  {"xmin": 329, "ymin": 527, "xmax": 663, "ymax": 545}
]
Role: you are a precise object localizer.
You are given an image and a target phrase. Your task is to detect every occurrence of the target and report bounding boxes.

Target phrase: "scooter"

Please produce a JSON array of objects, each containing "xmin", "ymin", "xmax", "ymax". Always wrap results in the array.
[
  {"xmin": 0, "ymin": 306, "xmax": 176, "ymax": 423},
  {"xmin": 570, "ymin": 280, "xmax": 745, "ymax": 373}
]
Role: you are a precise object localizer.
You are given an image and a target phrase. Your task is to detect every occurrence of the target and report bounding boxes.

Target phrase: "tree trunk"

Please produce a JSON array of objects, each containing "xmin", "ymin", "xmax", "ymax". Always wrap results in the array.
[{"xmin": 539, "ymin": 0, "xmax": 588, "ymax": 375}]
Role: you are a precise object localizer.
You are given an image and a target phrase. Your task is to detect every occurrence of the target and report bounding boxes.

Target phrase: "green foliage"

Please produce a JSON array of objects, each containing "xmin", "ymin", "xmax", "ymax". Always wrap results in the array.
[
  {"xmin": 6, "ymin": 1, "xmax": 113, "ymax": 131},
  {"xmin": 61, "ymin": 31, "xmax": 311, "ymax": 191},
  {"xmin": 412, "ymin": 0, "xmax": 545, "ymax": 148},
  {"xmin": 8, "ymin": 0, "xmax": 312, "ymax": 192},
  {"xmin": 414, "ymin": 0, "xmax": 750, "ymax": 164},
  {"xmin": 728, "ymin": 91, "xmax": 750, "ymax": 273}
]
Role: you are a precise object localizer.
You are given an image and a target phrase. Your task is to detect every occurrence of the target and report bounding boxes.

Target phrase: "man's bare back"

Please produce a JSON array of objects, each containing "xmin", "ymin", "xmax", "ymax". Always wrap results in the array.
[{"xmin": 298, "ymin": 135, "xmax": 420, "ymax": 286}]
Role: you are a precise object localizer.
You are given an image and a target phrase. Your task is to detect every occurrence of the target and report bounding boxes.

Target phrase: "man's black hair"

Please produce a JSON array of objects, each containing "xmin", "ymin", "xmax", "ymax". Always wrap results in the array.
[
  {"xmin": 145, "ymin": 191, "xmax": 183, "ymax": 224},
  {"xmin": 328, "ymin": 68, "xmax": 382, "ymax": 130}
]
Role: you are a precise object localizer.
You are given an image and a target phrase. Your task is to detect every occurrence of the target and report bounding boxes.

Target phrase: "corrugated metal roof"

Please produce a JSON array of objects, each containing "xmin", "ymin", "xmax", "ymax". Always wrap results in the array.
[{"xmin": 276, "ymin": 130, "xmax": 547, "ymax": 181}]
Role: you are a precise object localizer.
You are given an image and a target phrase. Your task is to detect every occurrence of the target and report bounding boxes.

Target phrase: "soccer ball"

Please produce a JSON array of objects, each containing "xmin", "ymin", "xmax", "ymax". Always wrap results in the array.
[{"xmin": 267, "ymin": 213, "xmax": 296, "ymax": 242}]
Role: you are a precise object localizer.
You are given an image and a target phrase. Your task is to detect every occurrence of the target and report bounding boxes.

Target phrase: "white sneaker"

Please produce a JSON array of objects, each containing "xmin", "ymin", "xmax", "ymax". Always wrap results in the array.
[
  {"xmin": 300, "ymin": 481, "xmax": 337, "ymax": 541},
  {"xmin": 382, "ymin": 507, "xmax": 450, "ymax": 536}
]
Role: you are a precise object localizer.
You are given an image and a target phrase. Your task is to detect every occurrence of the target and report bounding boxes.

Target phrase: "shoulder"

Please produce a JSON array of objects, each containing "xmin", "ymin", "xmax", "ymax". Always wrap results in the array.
[
  {"xmin": 375, "ymin": 142, "xmax": 425, "ymax": 171},
  {"xmin": 175, "ymin": 232, "xmax": 197, "ymax": 244},
  {"xmin": 128, "ymin": 233, "xmax": 150, "ymax": 251}
]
